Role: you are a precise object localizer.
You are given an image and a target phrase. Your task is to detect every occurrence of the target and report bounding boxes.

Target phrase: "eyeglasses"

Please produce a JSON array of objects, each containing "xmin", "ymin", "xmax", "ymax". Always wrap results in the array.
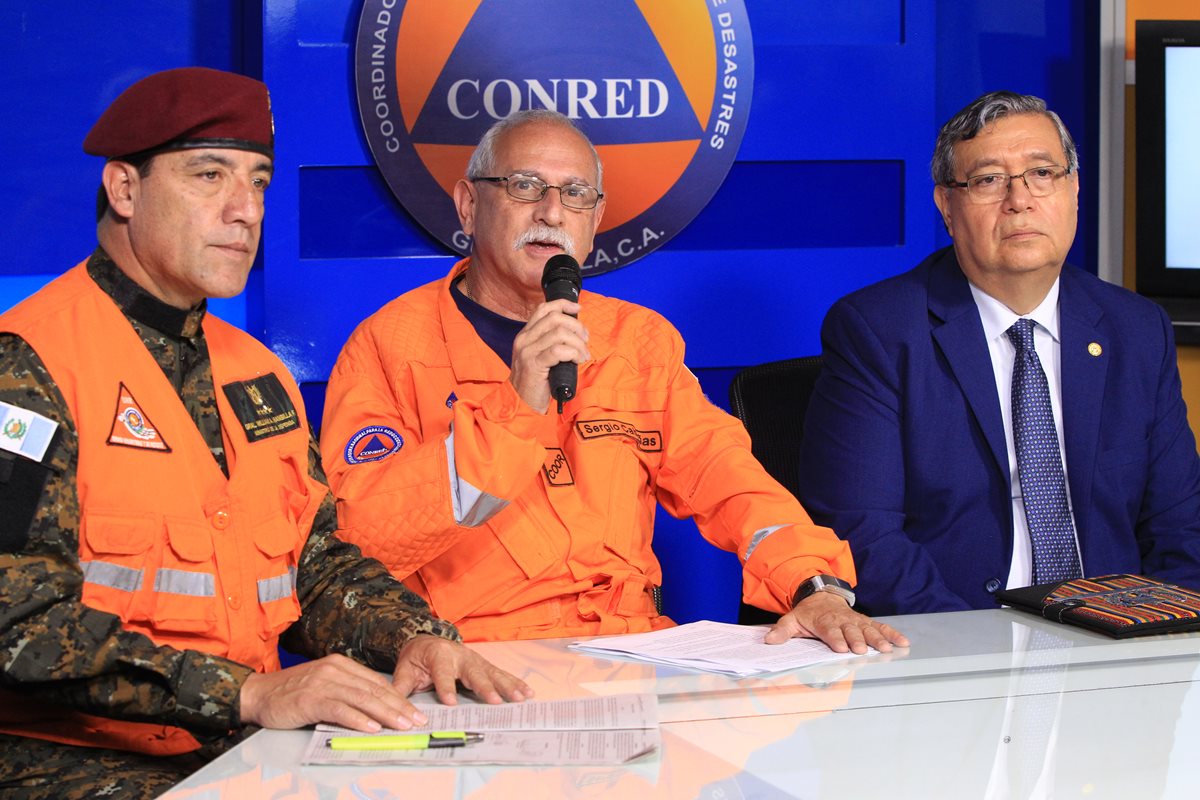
[
  {"xmin": 946, "ymin": 164, "xmax": 1072, "ymax": 204},
  {"xmin": 472, "ymin": 174, "xmax": 603, "ymax": 210}
]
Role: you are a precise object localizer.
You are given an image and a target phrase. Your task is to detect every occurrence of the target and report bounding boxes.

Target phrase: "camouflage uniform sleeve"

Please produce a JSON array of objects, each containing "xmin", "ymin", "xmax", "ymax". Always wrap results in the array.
[
  {"xmin": 281, "ymin": 432, "xmax": 460, "ymax": 671},
  {"xmin": 0, "ymin": 333, "xmax": 253, "ymax": 734}
]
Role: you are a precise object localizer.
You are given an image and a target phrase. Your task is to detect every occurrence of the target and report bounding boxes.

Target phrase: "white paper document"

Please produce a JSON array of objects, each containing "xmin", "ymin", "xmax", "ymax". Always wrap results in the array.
[
  {"xmin": 302, "ymin": 693, "xmax": 659, "ymax": 766},
  {"xmin": 569, "ymin": 620, "xmax": 875, "ymax": 677}
]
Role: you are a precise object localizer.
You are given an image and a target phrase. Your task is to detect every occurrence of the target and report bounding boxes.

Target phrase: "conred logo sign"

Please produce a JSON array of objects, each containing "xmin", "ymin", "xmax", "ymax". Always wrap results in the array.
[{"xmin": 354, "ymin": 0, "xmax": 752, "ymax": 275}]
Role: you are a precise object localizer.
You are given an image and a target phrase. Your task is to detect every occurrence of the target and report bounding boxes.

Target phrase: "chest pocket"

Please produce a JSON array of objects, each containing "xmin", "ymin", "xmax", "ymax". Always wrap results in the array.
[
  {"xmin": 567, "ymin": 388, "xmax": 665, "ymax": 562},
  {"xmin": 252, "ymin": 518, "xmax": 302, "ymax": 638},
  {"xmin": 79, "ymin": 512, "xmax": 157, "ymax": 623},
  {"xmin": 152, "ymin": 520, "xmax": 218, "ymax": 634}
]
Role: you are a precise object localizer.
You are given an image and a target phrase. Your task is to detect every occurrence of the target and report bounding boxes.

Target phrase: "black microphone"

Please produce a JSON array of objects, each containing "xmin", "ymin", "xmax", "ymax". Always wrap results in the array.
[{"xmin": 541, "ymin": 254, "xmax": 582, "ymax": 414}]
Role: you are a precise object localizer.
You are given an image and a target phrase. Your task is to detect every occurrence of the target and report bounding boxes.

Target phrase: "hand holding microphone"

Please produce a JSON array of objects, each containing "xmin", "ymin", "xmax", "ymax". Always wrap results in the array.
[
  {"xmin": 507, "ymin": 254, "xmax": 588, "ymax": 414},
  {"xmin": 541, "ymin": 255, "xmax": 582, "ymax": 413}
]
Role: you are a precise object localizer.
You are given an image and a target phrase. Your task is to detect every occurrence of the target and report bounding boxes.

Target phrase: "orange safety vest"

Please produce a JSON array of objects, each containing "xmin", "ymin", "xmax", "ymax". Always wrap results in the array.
[{"xmin": 0, "ymin": 262, "xmax": 324, "ymax": 755}]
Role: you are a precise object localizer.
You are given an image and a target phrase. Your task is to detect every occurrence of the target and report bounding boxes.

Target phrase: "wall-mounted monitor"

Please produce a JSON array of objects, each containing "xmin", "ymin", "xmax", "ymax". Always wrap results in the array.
[{"xmin": 1136, "ymin": 19, "xmax": 1200, "ymax": 337}]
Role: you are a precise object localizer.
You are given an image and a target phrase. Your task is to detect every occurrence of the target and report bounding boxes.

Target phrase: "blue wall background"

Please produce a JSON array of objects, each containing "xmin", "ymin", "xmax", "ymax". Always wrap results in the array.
[{"xmin": 0, "ymin": 1, "xmax": 1097, "ymax": 624}]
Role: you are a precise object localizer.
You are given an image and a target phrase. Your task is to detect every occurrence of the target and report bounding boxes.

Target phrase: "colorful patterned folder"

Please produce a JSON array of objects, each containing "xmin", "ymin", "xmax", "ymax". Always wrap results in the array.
[{"xmin": 996, "ymin": 574, "xmax": 1200, "ymax": 638}]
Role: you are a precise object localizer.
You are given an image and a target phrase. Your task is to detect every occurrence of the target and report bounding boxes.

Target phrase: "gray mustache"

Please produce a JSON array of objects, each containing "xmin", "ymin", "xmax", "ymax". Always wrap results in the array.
[{"xmin": 513, "ymin": 225, "xmax": 575, "ymax": 255}]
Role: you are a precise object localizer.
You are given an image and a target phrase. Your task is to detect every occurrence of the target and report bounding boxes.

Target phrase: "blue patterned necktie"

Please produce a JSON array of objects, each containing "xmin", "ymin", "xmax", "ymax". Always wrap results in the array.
[{"xmin": 1007, "ymin": 318, "xmax": 1082, "ymax": 584}]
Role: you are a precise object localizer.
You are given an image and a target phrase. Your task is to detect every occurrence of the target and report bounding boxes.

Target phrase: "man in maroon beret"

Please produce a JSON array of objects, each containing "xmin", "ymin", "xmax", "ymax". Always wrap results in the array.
[{"xmin": 0, "ymin": 67, "xmax": 530, "ymax": 799}]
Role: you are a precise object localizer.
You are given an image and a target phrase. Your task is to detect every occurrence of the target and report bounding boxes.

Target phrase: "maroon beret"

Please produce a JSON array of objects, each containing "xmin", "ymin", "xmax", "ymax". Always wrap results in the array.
[{"xmin": 83, "ymin": 67, "xmax": 273, "ymax": 160}]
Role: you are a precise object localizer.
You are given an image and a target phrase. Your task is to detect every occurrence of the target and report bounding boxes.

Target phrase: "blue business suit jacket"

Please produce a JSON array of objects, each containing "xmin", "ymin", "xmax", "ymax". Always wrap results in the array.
[{"xmin": 799, "ymin": 246, "xmax": 1200, "ymax": 615}]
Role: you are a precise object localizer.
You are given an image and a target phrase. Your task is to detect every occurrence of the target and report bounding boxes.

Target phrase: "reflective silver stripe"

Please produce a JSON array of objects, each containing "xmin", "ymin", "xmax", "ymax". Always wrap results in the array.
[
  {"xmin": 445, "ymin": 425, "xmax": 509, "ymax": 527},
  {"xmin": 744, "ymin": 525, "xmax": 788, "ymax": 560},
  {"xmin": 79, "ymin": 559, "xmax": 144, "ymax": 593},
  {"xmin": 154, "ymin": 568, "xmax": 216, "ymax": 597},
  {"xmin": 258, "ymin": 566, "xmax": 296, "ymax": 604}
]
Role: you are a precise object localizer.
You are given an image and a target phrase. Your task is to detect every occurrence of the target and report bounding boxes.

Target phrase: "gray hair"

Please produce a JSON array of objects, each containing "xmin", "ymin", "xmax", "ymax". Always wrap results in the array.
[
  {"xmin": 466, "ymin": 109, "xmax": 603, "ymax": 191},
  {"xmin": 930, "ymin": 91, "xmax": 1078, "ymax": 185}
]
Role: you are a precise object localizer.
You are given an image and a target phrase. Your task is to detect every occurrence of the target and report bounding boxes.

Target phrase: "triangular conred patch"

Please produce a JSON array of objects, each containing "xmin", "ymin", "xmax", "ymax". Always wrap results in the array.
[{"xmin": 107, "ymin": 382, "xmax": 171, "ymax": 452}]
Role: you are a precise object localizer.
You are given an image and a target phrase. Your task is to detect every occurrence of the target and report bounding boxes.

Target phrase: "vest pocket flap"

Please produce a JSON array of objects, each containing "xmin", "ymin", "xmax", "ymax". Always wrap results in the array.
[
  {"xmin": 83, "ymin": 513, "xmax": 155, "ymax": 555},
  {"xmin": 164, "ymin": 520, "xmax": 214, "ymax": 562},
  {"xmin": 253, "ymin": 518, "xmax": 300, "ymax": 559},
  {"xmin": 251, "ymin": 518, "xmax": 302, "ymax": 637}
]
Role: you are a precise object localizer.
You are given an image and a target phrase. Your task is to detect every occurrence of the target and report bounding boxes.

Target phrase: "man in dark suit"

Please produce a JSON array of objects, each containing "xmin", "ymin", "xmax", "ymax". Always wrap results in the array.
[{"xmin": 798, "ymin": 90, "xmax": 1200, "ymax": 615}]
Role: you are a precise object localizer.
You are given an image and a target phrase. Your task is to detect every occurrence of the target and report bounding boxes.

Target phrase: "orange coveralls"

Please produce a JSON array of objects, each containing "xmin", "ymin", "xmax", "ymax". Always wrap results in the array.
[{"xmin": 322, "ymin": 259, "xmax": 855, "ymax": 641}]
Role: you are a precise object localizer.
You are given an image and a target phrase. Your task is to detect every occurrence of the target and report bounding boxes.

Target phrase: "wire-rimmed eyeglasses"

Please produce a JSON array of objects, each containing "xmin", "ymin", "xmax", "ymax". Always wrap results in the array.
[
  {"xmin": 946, "ymin": 164, "xmax": 1072, "ymax": 204},
  {"xmin": 472, "ymin": 173, "xmax": 603, "ymax": 210}
]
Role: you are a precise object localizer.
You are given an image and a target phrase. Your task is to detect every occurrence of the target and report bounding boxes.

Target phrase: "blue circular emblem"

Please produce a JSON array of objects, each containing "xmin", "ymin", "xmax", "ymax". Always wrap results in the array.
[
  {"xmin": 354, "ymin": 0, "xmax": 753, "ymax": 276},
  {"xmin": 344, "ymin": 425, "xmax": 404, "ymax": 465}
]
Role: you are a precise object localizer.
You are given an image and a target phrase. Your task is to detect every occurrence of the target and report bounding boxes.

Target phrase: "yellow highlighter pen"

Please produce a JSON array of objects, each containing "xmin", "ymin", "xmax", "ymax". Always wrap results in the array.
[{"xmin": 327, "ymin": 731, "xmax": 484, "ymax": 750}]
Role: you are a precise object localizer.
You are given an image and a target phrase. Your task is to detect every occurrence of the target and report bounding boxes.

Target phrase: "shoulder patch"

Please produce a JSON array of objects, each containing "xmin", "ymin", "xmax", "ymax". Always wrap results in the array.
[
  {"xmin": 221, "ymin": 374, "xmax": 301, "ymax": 443},
  {"xmin": 107, "ymin": 383, "xmax": 170, "ymax": 451},
  {"xmin": 345, "ymin": 425, "xmax": 404, "ymax": 464},
  {"xmin": 0, "ymin": 400, "xmax": 58, "ymax": 463}
]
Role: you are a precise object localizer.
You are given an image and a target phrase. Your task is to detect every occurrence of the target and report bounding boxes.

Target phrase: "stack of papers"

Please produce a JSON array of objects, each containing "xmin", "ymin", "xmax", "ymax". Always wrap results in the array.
[
  {"xmin": 302, "ymin": 693, "xmax": 659, "ymax": 766},
  {"xmin": 570, "ymin": 620, "xmax": 873, "ymax": 677}
]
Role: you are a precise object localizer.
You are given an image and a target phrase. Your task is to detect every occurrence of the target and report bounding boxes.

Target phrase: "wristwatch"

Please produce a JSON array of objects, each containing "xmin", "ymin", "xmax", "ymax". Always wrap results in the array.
[{"xmin": 792, "ymin": 574, "xmax": 856, "ymax": 608}]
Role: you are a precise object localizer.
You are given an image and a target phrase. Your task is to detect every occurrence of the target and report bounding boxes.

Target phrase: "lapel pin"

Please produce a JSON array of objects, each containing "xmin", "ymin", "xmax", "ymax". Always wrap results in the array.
[{"xmin": 1088, "ymin": 342, "xmax": 1103, "ymax": 357}]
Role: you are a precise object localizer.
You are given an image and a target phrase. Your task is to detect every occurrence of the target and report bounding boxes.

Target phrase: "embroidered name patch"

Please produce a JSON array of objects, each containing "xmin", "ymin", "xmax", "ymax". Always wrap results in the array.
[
  {"xmin": 221, "ymin": 374, "xmax": 301, "ymax": 442},
  {"xmin": 0, "ymin": 399, "xmax": 59, "ymax": 462},
  {"xmin": 575, "ymin": 419, "xmax": 662, "ymax": 452},
  {"xmin": 107, "ymin": 383, "xmax": 170, "ymax": 452},
  {"xmin": 542, "ymin": 447, "xmax": 574, "ymax": 486},
  {"xmin": 344, "ymin": 425, "xmax": 404, "ymax": 464}
]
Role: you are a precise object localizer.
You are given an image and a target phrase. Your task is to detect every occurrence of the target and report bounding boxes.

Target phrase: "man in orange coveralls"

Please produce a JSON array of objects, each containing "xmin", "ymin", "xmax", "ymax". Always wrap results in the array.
[{"xmin": 322, "ymin": 110, "xmax": 908, "ymax": 652}]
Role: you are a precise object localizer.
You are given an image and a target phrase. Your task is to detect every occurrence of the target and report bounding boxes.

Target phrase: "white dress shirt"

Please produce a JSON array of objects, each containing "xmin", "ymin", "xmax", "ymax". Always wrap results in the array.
[{"xmin": 968, "ymin": 278, "xmax": 1082, "ymax": 589}]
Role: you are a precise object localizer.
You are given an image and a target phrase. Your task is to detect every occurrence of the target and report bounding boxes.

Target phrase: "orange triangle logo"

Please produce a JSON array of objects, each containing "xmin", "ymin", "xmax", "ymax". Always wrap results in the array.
[{"xmin": 107, "ymin": 382, "xmax": 171, "ymax": 452}]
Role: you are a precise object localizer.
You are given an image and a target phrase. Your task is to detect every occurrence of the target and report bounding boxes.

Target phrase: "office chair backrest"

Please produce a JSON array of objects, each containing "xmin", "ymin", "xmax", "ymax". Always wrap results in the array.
[
  {"xmin": 728, "ymin": 355, "xmax": 824, "ymax": 624},
  {"xmin": 728, "ymin": 356, "xmax": 823, "ymax": 500}
]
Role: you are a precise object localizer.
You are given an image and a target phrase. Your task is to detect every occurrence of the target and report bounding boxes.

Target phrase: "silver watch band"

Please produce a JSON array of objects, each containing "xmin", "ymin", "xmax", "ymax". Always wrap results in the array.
[{"xmin": 792, "ymin": 574, "xmax": 856, "ymax": 608}]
